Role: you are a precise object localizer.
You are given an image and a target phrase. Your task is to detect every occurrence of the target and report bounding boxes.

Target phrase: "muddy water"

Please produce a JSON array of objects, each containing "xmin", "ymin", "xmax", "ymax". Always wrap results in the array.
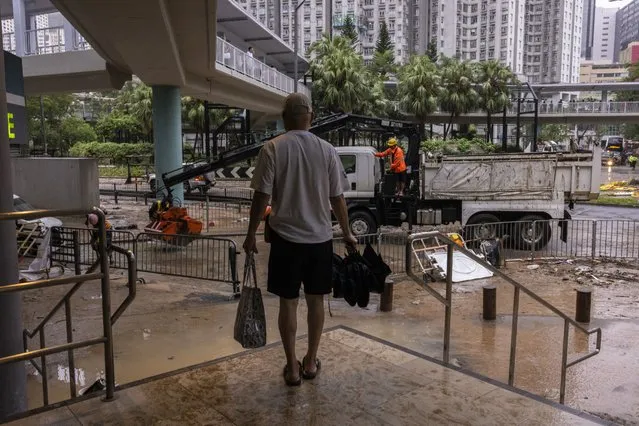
[{"xmin": 20, "ymin": 240, "xmax": 639, "ymax": 424}]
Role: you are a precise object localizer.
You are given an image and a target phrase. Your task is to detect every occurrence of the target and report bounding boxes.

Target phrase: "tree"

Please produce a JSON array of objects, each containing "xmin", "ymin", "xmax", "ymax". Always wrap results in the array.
[
  {"xmin": 426, "ymin": 38, "xmax": 438, "ymax": 63},
  {"xmin": 371, "ymin": 49, "xmax": 396, "ymax": 80},
  {"xmin": 341, "ymin": 15, "xmax": 358, "ymax": 44},
  {"xmin": 475, "ymin": 61, "xmax": 515, "ymax": 144},
  {"xmin": 307, "ymin": 35, "xmax": 370, "ymax": 114},
  {"xmin": 95, "ymin": 112, "xmax": 143, "ymax": 142},
  {"xmin": 397, "ymin": 55, "xmax": 441, "ymax": 138},
  {"xmin": 58, "ymin": 117, "xmax": 97, "ymax": 153},
  {"xmin": 540, "ymin": 124, "xmax": 570, "ymax": 143},
  {"xmin": 376, "ymin": 21, "xmax": 393, "ymax": 54},
  {"xmin": 438, "ymin": 57, "xmax": 478, "ymax": 139},
  {"xmin": 26, "ymin": 94, "xmax": 75, "ymax": 153},
  {"xmin": 113, "ymin": 81, "xmax": 154, "ymax": 141}
]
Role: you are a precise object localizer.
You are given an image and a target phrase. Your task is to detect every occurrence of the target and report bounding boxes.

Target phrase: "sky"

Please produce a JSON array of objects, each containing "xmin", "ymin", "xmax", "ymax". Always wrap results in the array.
[{"xmin": 597, "ymin": 0, "xmax": 632, "ymax": 7}]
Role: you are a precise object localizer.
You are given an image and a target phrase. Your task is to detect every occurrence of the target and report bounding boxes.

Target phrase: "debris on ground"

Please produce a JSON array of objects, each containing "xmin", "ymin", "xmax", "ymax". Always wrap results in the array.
[{"xmin": 527, "ymin": 264, "xmax": 540, "ymax": 270}]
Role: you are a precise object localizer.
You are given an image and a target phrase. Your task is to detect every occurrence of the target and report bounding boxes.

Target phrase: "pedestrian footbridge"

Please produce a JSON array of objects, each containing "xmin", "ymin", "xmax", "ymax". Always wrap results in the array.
[{"xmin": 2, "ymin": 0, "xmax": 308, "ymax": 113}]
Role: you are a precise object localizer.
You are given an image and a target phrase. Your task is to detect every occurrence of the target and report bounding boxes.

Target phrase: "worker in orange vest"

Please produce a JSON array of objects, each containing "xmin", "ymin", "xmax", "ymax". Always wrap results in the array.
[{"xmin": 375, "ymin": 137, "xmax": 408, "ymax": 196}]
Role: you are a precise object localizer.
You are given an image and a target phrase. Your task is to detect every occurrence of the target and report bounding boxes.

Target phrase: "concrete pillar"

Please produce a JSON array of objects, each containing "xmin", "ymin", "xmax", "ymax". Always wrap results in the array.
[
  {"xmin": 0, "ymin": 39, "xmax": 27, "ymax": 419},
  {"xmin": 152, "ymin": 86, "xmax": 184, "ymax": 202},
  {"xmin": 63, "ymin": 18, "xmax": 75, "ymax": 52},
  {"xmin": 11, "ymin": 0, "xmax": 27, "ymax": 56},
  {"xmin": 272, "ymin": 0, "xmax": 281, "ymax": 37},
  {"xmin": 601, "ymin": 90, "xmax": 608, "ymax": 103}
]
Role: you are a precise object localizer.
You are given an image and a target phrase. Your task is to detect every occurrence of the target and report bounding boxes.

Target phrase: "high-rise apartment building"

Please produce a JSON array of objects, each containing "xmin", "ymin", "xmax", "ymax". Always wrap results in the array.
[
  {"xmin": 592, "ymin": 8, "xmax": 618, "ymax": 62},
  {"xmin": 581, "ymin": 0, "xmax": 595, "ymax": 59},
  {"xmin": 523, "ymin": 0, "xmax": 582, "ymax": 84},
  {"xmin": 615, "ymin": 0, "xmax": 639, "ymax": 62},
  {"xmin": 234, "ymin": 0, "xmax": 414, "ymax": 65},
  {"xmin": 425, "ymin": 0, "xmax": 526, "ymax": 74}
]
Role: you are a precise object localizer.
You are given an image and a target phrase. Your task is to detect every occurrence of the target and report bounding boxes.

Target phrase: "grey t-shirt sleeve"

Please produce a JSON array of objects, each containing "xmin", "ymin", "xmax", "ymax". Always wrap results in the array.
[
  {"xmin": 328, "ymin": 146, "xmax": 350, "ymax": 197},
  {"xmin": 250, "ymin": 143, "xmax": 275, "ymax": 195}
]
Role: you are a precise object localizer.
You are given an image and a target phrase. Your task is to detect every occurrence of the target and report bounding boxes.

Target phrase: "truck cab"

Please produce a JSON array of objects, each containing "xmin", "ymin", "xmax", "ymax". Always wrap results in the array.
[{"xmin": 338, "ymin": 146, "xmax": 381, "ymax": 199}]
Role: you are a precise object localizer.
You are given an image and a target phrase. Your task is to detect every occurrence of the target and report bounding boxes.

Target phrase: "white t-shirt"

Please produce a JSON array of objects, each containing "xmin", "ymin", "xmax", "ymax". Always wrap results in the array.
[{"xmin": 250, "ymin": 130, "xmax": 350, "ymax": 244}]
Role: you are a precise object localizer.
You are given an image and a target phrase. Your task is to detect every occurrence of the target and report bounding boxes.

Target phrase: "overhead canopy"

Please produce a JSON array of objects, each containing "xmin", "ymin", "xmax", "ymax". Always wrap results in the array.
[{"xmin": 217, "ymin": 0, "xmax": 308, "ymax": 76}]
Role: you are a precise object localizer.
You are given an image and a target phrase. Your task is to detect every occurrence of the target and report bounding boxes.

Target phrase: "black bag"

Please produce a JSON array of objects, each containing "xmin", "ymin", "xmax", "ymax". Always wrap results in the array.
[
  {"xmin": 362, "ymin": 243, "xmax": 392, "ymax": 293},
  {"xmin": 233, "ymin": 253, "xmax": 267, "ymax": 349},
  {"xmin": 332, "ymin": 253, "xmax": 345, "ymax": 298},
  {"xmin": 343, "ymin": 251, "xmax": 375, "ymax": 308}
]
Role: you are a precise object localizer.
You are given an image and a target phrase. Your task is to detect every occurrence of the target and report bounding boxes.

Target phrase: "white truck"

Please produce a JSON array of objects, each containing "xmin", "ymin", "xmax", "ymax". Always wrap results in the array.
[{"xmin": 336, "ymin": 146, "xmax": 601, "ymax": 249}]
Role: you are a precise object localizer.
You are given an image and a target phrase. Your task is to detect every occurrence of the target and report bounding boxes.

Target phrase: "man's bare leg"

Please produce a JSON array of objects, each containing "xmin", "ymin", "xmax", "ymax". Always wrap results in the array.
[
  {"xmin": 303, "ymin": 294, "xmax": 325, "ymax": 374},
  {"xmin": 279, "ymin": 297, "xmax": 299, "ymax": 380}
]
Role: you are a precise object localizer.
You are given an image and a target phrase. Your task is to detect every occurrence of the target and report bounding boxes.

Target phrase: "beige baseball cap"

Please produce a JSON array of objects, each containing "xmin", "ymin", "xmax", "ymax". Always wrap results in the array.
[{"xmin": 283, "ymin": 92, "xmax": 312, "ymax": 116}]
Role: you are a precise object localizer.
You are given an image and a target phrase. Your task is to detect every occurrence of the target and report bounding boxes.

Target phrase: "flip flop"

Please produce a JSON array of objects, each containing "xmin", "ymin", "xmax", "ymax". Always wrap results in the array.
[
  {"xmin": 301, "ymin": 356, "xmax": 321, "ymax": 380},
  {"xmin": 283, "ymin": 361, "xmax": 302, "ymax": 386}
]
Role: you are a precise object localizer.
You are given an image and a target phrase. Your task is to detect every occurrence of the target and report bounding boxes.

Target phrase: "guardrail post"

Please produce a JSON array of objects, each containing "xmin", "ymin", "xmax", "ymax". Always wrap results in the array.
[
  {"xmin": 591, "ymin": 221, "xmax": 597, "ymax": 259},
  {"xmin": 96, "ymin": 213, "xmax": 115, "ymax": 402},
  {"xmin": 229, "ymin": 245, "xmax": 239, "ymax": 296},
  {"xmin": 483, "ymin": 285, "xmax": 497, "ymax": 320},
  {"xmin": 443, "ymin": 243, "xmax": 453, "ymax": 364},
  {"xmin": 135, "ymin": 181, "xmax": 138, "ymax": 202},
  {"xmin": 206, "ymin": 196, "xmax": 210, "ymax": 233},
  {"xmin": 380, "ymin": 278, "xmax": 394, "ymax": 312},
  {"xmin": 560, "ymin": 319, "xmax": 570, "ymax": 404},
  {"xmin": 73, "ymin": 231, "xmax": 81, "ymax": 276},
  {"xmin": 575, "ymin": 288, "xmax": 592, "ymax": 323}
]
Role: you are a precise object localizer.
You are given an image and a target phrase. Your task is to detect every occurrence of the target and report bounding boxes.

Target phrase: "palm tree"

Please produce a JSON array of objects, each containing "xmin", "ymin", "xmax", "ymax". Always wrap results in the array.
[
  {"xmin": 397, "ymin": 55, "xmax": 441, "ymax": 139},
  {"xmin": 475, "ymin": 61, "xmax": 516, "ymax": 143},
  {"xmin": 307, "ymin": 35, "xmax": 369, "ymax": 114},
  {"xmin": 371, "ymin": 49, "xmax": 396, "ymax": 80},
  {"xmin": 439, "ymin": 57, "xmax": 478, "ymax": 140}
]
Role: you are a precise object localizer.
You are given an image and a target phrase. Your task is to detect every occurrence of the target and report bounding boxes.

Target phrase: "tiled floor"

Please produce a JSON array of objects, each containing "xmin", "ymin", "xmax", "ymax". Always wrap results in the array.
[{"xmin": 6, "ymin": 328, "xmax": 606, "ymax": 426}]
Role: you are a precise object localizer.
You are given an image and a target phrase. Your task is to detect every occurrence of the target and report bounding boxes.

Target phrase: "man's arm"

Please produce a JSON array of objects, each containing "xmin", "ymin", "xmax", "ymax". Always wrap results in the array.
[
  {"xmin": 247, "ymin": 191, "xmax": 270, "ymax": 237},
  {"xmin": 330, "ymin": 195, "xmax": 353, "ymax": 238}
]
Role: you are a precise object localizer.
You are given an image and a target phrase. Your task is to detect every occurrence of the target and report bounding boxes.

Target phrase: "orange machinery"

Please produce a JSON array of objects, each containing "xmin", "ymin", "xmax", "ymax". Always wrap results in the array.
[{"xmin": 145, "ymin": 206, "xmax": 203, "ymax": 245}]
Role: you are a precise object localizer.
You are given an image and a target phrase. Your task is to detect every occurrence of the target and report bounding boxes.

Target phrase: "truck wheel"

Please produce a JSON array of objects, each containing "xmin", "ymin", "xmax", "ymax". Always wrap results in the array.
[
  {"xmin": 516, "ymin": 215, "xmax": 551, "ymax": 251},
  {"xmin": 349, "ymin": 210, "xmax": 377, "ymax": 239},
  {"xmin": 464, "ymin": 213, "xmax": 500, "ymax": 246}
]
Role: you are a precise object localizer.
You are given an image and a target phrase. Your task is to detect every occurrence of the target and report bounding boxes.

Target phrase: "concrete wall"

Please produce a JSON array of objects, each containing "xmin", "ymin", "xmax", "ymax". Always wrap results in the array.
[{"xmin": 11, "ymin": 158, "xmax": 99, "ymax": 210}]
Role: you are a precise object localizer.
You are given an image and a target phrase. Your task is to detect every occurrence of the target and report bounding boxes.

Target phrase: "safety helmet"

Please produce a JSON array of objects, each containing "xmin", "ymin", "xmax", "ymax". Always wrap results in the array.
[{"xmin": 387, "ymin": 137, "xmax": 398, "ymax": 147}]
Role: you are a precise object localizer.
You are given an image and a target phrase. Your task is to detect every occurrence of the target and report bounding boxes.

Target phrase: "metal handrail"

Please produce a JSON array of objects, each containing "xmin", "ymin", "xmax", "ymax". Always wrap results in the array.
[
  {"xmin": 0, "ymin": 208, "xmax": 117, "ymax": 406},
  {"xmin": 405, "ymin": 231, "xmax": 602, "ymax": 404}
]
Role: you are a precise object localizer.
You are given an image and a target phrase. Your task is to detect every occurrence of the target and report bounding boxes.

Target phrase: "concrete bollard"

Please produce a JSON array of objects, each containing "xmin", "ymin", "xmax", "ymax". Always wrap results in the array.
[
  {"xmin": 482, "ymin": 285, "xmax": 497, "ymax": 320},
  {"xmin": 380, "ymin": 278, "xmax": 394, "ymax": 312},
  {"xmin": 575, "ymin": 287, "xmax": 592, "ymax": 323}
]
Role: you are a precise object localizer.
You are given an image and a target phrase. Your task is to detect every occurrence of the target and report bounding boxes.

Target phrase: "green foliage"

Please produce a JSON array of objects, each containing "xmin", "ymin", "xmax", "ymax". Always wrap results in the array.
[
  {"xmin": 371, "ymin": 49, "xmax": 396, "ymax": 80},
  {"xmin": 540, "ymin": 124, "xmax": 570, "ymax": 143},
  {"xmin": 69, "ymin": 141, "xmax": 154, "ymax": 164},
  {"xmin": 439, "ymin": 57, "xmax": 478, "ymax": 139},
  {"xmin": 421, "ymin": 137, "xmax": 495, "ymax": 155},
  {"xmin": 95, "ymin": 112, "xmax": 143, "ymax": 142},
  {"xmin": 426, "ymin": 39, "xmax": 438, "ymax": 63},
  {"xmin": 341, "ymin": 15, "xmax": 358, "ymax": 44},
  {"xmin": 376, "ymin": 22, "xmax": 393, "ymax": 54},
  {"xmin": 26, "ymin": 94, "xmax": 76, "ymax": 154},
  {"xmin": 308, "ymin": 35, "xmax": 371, "ymax": 114},
  {"xmin": 397, "ymin": 56, "xmax": 441, "ymax": 129},
  {"xmin": 58, "ymin": 117, "xmax": 97, "ymax": 152},
  {"xmin": 98, "ymin": 165, "xmax": 148, "ymax": 178}
]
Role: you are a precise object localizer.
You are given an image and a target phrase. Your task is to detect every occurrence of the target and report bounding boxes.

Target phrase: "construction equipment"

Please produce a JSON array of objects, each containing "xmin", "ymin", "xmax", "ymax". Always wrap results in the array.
[{"xmin": 148, "ymin": 114, "xmax": 419, "ymax": 241}]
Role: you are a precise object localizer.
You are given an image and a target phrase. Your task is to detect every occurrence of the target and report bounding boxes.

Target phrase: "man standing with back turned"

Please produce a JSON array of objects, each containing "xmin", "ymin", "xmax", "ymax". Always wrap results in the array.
[{"xmin": 243, "ymin": 93, "xmax": 357, "ymax": 386}]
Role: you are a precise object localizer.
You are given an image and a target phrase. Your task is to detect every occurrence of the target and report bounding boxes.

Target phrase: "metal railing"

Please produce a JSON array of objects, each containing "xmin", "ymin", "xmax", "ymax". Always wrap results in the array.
[
  {"xmin": 215, "ymin": 37, "xmax": 311, "ymax": 98},
  {"xmin": 0, "ymin": 208, "xmax": 124, "ymax": 409},
  {"xmin": 25, "ymin": 26, "xmax": 65, "ymax": 55},
  {"xmin": 406, "ymin": 231, "xmax": 602, "ymax": 405},
  {"xmin": 390, "ymin": 101, "xmax": 639, "ymax": 116}
]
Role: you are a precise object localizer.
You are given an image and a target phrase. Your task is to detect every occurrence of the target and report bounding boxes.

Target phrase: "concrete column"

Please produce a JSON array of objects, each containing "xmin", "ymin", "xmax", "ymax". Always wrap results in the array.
[
  {"xmin": 601, "ymin": 90, "xmax": 608, "ymax": 103},
  {"xmin": 272, "ymin": 0, "xmax": 281, "ymax": 37},
  {"xmin": 63, "ymin": 18, "xmax": 75, "ymax": 51},
  {"xmin": 11, "ymin": 0, "xmax": 27, "ymax": 56},
  {"xmin": 152, "ymin": 86, "xmax": 184, "ymax": 202},
  {"xmin": 0, "ymin": 39, "xmax": 27, "ymax": 419}
]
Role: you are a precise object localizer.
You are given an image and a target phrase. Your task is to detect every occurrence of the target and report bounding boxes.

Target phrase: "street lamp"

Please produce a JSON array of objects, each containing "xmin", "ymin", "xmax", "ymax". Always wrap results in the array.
[{"xmin": 293, "ymin": 0, "xmax": 307, "ymax": 92}]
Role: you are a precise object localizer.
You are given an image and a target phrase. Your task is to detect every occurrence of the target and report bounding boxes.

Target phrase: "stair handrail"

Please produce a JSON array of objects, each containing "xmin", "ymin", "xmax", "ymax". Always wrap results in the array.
[{"xmin": 405, "ymin": 231, "xmax": 602, "ymax": 404}]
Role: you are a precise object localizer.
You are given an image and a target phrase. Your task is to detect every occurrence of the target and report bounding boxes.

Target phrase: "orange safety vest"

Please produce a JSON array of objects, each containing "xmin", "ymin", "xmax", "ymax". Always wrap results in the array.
[{"xmin": 375, "ymin": 147, "xmax": 407, "ymax": 173}]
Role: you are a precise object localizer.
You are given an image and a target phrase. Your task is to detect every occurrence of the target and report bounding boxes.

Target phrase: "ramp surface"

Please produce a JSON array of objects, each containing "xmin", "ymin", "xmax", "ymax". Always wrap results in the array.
[{"xmin": 5, "ymin": 327, "xmax": 605, "ymax": 425}]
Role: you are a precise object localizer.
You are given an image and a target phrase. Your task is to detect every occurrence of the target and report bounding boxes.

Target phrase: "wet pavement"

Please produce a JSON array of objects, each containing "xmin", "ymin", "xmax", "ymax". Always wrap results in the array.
[
  {"xmin": 6, "ymin": 328, "xmax": 606, "ymax": 426},
  {"xmin": 14, "ymin": 254, "xmax": 639, "ymax": 425}
]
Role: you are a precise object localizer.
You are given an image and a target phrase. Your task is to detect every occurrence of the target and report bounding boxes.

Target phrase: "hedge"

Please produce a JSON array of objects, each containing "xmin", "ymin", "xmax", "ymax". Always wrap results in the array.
[{"xmin": 69, "ymin": 142, "xmax": 153, "ymax": 164}]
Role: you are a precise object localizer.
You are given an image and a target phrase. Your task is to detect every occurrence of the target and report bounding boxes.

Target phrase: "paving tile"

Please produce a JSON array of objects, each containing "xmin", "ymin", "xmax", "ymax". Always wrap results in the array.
[
  {"xmin": 68, "ymin": 376, "xmax": 234, "ymax": 426},
  {"xmin": 324, "ymin": 329, "xmax": 418, "ymax": 366},
  {"xmin": 5, "ymin": 407, "xmax": 80, "ymax": 426}
]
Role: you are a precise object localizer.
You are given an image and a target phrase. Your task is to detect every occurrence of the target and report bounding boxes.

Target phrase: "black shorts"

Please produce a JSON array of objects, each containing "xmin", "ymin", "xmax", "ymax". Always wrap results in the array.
[
  {"xmin": 267, "ymin": 231, "xmax": 333, "ymax": 299},
  {"xmin": 397, "ymin": 171, "xmax": 407, "ymax": 183}
]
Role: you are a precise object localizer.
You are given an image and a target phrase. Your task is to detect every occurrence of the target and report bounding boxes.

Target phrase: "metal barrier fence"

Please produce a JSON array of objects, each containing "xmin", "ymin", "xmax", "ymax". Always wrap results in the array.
[
  {"xmin": 332, "ymin": 230, "xmax": 408, "ymax": 278},
  {"xmin": 463, "ymin": 219, "xmax": 639, "ymax": 262},
  {"xmin": 183, "ymin": 200, "xmax": 252, "ymax": 233},
  {"xmin": 51, "ymin": 227, "xmax": 240, "ymax": 292}
]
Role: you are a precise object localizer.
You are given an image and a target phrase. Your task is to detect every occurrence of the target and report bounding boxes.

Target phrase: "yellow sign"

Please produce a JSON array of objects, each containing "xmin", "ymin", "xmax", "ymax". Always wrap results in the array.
[{"xmin": 7, "ymin": 112, "xmax": 15, "ymax": 139}]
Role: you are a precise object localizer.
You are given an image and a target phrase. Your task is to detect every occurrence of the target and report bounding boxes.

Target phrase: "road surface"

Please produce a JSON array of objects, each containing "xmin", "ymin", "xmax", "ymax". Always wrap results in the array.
[{"xmin": 572, "ymin": 204, "xmax": 639, "ymax": 221}]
